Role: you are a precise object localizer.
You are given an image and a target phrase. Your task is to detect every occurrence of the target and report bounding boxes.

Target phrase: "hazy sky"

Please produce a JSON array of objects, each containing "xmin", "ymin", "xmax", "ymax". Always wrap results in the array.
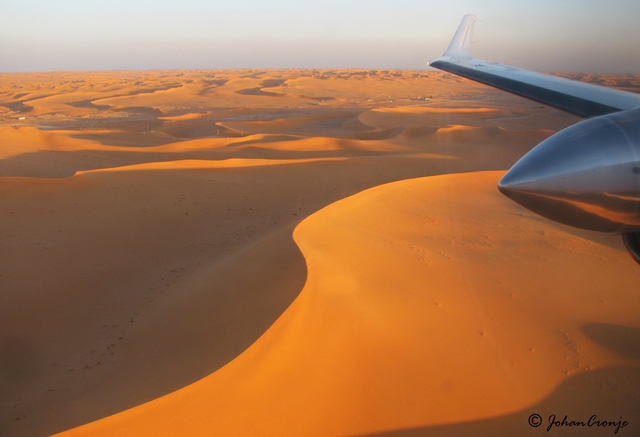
[{"xmin": 1, "ymin": 0, "xmax": 639, "ymax": 73}]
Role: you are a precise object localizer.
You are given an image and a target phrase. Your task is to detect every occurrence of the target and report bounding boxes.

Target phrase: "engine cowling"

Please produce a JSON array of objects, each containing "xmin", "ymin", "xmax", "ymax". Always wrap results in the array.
[
  {"xmin": 497, "ymin": 107, "xmax": 640, "ymax": 263},
  {"xmin": 622, "ymin": 232, "xmax": 640, "ymax": 264}
]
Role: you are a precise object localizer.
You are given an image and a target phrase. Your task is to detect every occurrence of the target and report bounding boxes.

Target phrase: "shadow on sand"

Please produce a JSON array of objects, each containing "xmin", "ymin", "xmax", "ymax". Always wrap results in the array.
[
  {"xmin": 583, "ymin": 323, "xmax": 640, "ymax": 359},
  {"xmin": 360, "ymin": 365, "xmax": 640, "ymax": 437}
]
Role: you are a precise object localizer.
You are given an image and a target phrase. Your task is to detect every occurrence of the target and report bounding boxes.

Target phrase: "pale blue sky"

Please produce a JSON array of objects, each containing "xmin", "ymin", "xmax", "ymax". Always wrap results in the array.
[{"xmin": 1, "ymin": 0, "xmax": 639, "ymax": 73}]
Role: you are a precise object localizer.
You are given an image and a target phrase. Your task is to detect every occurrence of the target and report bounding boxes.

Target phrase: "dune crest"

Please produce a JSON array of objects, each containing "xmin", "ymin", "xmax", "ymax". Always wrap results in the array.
[
  {"xmin": 372, "ymin": 107, "xmax": 498, "ymax": 114},
  {"xmin": 74, "ymin": 157, "xmax": 345, "ymax": 175},
  {"xmin": 0, "ymin": 126, "xmax": 101, "ymax": 158}
]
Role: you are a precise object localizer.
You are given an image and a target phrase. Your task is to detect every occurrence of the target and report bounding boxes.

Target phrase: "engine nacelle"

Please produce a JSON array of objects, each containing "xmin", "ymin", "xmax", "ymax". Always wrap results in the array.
[
  {"xmin": 498, "ymin": 107, "xmax": 640, "ymax": 232},
  {"xmin": 622, "ymin": 232, "xmax": 640, "ymax": 265},
  {"xmin": 497, "ymin": 107, "xmax": 640, "ymax": 263}
]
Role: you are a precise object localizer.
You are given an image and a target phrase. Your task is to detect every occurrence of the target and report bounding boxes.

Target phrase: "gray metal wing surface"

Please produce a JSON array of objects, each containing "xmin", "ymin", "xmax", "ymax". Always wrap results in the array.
[
  {"xmin": 429, "ymin": 15, "xmax": 640, "ymax": 118},
  {"xmin": 429, "ymin": 15, "xmax": 640, "ymax": 265}
]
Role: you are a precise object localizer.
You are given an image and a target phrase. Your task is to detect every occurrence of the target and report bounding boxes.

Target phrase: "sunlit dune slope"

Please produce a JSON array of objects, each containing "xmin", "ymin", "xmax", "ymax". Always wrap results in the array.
[
  {"xmin": 0, "ymin": 126, "xmax": 96, "ymax": 158},
  {"xmin": 56, "ymin": 171, "xmax": 640, "ymax": 437}
]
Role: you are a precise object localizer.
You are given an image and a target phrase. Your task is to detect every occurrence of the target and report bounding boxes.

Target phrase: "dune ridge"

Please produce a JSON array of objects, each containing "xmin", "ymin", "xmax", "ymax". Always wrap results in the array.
[{"xmin": 73, "ymin": 157, "xmax": 346, "ymax": 175}]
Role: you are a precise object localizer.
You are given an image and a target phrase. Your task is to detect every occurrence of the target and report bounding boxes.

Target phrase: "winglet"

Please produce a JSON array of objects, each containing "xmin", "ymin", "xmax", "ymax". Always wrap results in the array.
[{"xmin": 441, "ymin": 14, "xmax": 476, "ymax": 60}]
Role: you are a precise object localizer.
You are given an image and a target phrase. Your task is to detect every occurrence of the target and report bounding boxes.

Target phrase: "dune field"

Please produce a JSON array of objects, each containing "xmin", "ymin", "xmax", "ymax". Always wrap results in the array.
[{"xmin": 1, "ymin": 69, "xmax": 639, "ymax": 437}]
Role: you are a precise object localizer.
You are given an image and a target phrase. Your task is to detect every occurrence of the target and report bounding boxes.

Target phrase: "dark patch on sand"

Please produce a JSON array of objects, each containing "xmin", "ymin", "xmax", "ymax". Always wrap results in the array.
[
  {"xmin": 0, "ymin": 101, "xmax": 33, "ymax": 113},
  {"xmin": 235, "ymin": 88, "xmax": 283, "ymax": 97},
  {"xmin": 67, "ymin": 100, "xmax": 111, "ymax": 111}
]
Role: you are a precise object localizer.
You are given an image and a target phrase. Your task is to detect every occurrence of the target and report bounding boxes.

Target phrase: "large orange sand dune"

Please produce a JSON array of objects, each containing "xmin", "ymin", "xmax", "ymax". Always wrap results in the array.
[{"xmin": 53, "ymin": 171, "xmax": 640, "ymax": 437}]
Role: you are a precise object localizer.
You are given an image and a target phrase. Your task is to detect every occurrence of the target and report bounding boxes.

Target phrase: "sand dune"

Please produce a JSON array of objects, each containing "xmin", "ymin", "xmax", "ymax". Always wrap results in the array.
[
  {"xmin": 1, "ymin": 69, "xmax": 638, "ymax": 437},
  {"xmin": 76, "ymin": 157, "xmax": 345, "ymax": 173},
  {"xmin": 0, "ymin": 126, "xmax": 98, "ymax": 158},
  {"xmin": 228, "ymin": 136, "xmax": 349, "ymax": 152},
  {"xmin": 427, "ymin": 125, "xmax": 550, "ymax": 144},
  {"xmin": 218, "ymin": 111, "xmax": 362, "ymax": 135},
  {"xmin": 400, "ymin": 126, "xmax": 439, "ymax": 139},
  {"xmin": 53, "ymin": 171, "xmax": 640, "ymax": 437}
]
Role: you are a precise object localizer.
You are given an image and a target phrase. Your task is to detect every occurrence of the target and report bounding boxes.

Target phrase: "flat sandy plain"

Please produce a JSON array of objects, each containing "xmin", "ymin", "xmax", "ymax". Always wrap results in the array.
[{"xmin": 1, "ymin": 69, "xmax": 640, "ymax": 437}]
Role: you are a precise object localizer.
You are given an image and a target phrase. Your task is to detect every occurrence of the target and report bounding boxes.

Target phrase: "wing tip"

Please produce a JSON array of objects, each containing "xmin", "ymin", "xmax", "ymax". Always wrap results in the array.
[{"xmin": 441, "ymin": 14, "xmax": 477, "ymax": 60}]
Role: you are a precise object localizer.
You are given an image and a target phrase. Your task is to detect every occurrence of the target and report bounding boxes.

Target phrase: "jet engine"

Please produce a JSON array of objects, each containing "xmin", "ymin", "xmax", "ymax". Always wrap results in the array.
[{"xmin": 498, "ymin": 107, "xmax": 640, "ymax": 264}]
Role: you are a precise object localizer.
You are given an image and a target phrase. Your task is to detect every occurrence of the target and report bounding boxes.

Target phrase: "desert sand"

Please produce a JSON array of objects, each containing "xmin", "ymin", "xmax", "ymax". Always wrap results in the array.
[{"xmin": 1, "ymin": 69, "xmax": 639, "ymax": 437}]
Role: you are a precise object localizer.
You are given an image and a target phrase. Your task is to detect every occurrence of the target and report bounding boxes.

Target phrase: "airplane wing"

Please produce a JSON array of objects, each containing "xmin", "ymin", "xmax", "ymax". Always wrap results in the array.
[
  {"xmin": 429, "ymin": 15, "xmax": 640, "ymax": 266},
  {"xmin": 429, "ymin": 15, "xmax": 640, "ymax": 118}
]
